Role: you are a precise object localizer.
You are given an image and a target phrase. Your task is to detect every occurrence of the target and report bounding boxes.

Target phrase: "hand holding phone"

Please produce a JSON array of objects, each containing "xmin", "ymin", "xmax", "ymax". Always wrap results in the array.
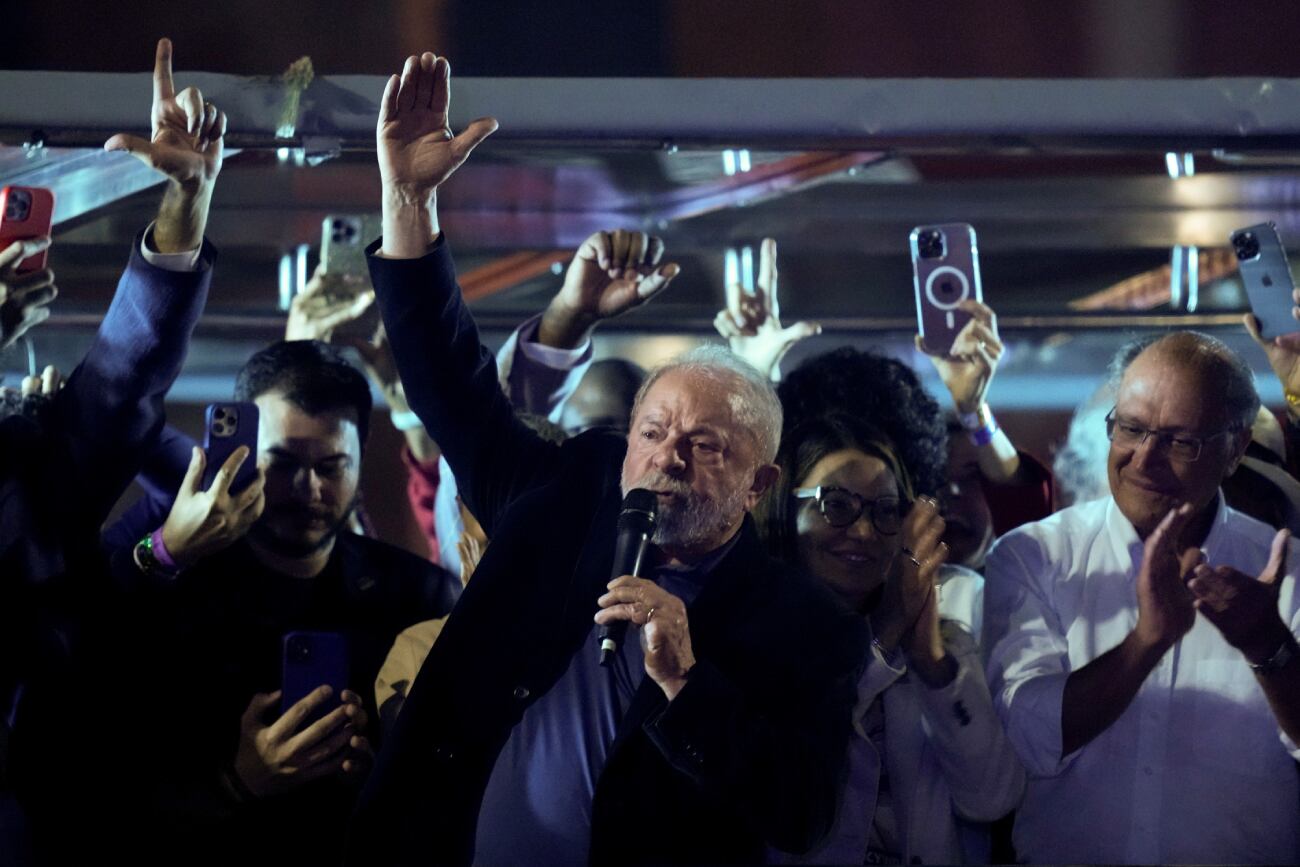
[
  {"xmin": 232, "ymin": 681, "xmax": 371, "ymax": 799},
  {"xmin": 910, "ymin": 223, "xmax": 984, "ymax": 357},
  {"xmin": 0, "ymin": 186, "xmax": 58, "ymax": 349},
  {"xmin": 159, "ymin": 443, "xmax": 265, "ymax": 569},
  {"xmin": 1233, "ymin": 222, "xmax": 1299, "ymax": 343},
  {"xmin": 202, "ymin": 403, "xmax": 260, "ymax": 495},
  {"xmin": 311, "ymin": 215, "xmax": 382, "ymax": 341},
  {"xmin": 282, "ymin": 631, "xmax": 350, "ymax": 720},
  {"xmin": 917, "ymin": 299, "xmax": 1005, "ymax": 415}
]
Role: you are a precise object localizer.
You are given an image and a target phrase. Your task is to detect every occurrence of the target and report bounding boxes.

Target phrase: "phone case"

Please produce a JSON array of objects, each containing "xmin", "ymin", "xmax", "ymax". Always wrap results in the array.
[
  {"xmin": 1233, "ymin": 222, "xmax": 1298, "ymax": 341},
  {"xmin": 321, "ymin": 214, "xmax": 382, "ymax": 280},
  {"xmin": 910, "ymin": 223, "xmax": 984, "ymax": 356},
  {"xmin": 320, "ymin": 214, "xmax": 382, "ymax": 338},
  {"xmin": 202, "ymin": 402, "xmax": 260, "ymax": 495},
  {"xmin": 0, "ymin": 186, "xmax": 56, "ymax": 273},
  {"xmin": 282, "ymin": 631, "xmax": 349, "ymax": 721}
]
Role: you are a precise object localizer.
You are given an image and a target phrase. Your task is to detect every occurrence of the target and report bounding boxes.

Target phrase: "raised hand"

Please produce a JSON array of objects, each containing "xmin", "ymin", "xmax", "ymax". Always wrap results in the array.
[
  {"xmin": 104, "ymin": 38, "xmax": 227, "ymax": 190},
  {"xmin": 1245, "ymin": 296, "xmax": 1300, "ymax": 407},
  {"xmin": 538, "ymin": 229, "xmax": 680, "ymax": 349},
  {"xmin": 871, "ymin": 496, "xmax": 948, "ymax": 656},
  {"xmin": 919, "ymin": 299, "xmax": 1003, "ymax": 414},
  {"xmin": 377, "ymin": 52, "xmax": 497, "ymax": 208},
  {"xmin": 160, "ymin": 445, "xmax": 266, "ymax": 569},
  {"xmin": 1188, "ymin": 528, "xmax": 1294, "ymax": 663},
  {"xmin": 712, "ymin": 238, "xmax": 820, "ymax": 381},
  {"xmin": 0, "ymin": 237, "xmax": 56, "ymax": 350},
  {"xmin": 1133, "ymin": 503, "xmax": 1202, "ymax": 652},
  {"xmin": 285, "ymin": 264, "xmax": 375, "ymax": 343}
]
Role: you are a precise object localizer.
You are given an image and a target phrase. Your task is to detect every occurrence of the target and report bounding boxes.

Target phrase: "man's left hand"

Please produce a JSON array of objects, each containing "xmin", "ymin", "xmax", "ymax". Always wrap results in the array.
[
  {"xmin": 104, "ymin": 38, "xmax": 227, "ymax": 191},
  {"xmin": 1188, "ymin": 528, "xmax": 1294, "ymax": 663},
  {"xmin": 595, "ymin": 576, "xmax": 695, "ymax": 700}
]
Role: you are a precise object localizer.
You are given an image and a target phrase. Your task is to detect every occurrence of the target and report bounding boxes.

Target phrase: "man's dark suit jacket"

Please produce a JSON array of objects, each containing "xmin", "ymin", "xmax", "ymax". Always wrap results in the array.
[
  {"xmin": 347, "ymin": 236, "xmax": 867, "ymax": 866},
  {"xmin": 1, "ymin": 233, "xmax": 215, "ymax": 855}
]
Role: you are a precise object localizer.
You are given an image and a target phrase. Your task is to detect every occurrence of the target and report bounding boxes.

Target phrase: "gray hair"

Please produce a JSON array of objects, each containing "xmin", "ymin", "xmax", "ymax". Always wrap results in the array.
[
  {"xmin": 1108, "ymin": 330, "xmax": 1260, "ymax": 430},
  {"xmin": 630, "ymin": 344, "xmax": 783, "ymax": 463}
]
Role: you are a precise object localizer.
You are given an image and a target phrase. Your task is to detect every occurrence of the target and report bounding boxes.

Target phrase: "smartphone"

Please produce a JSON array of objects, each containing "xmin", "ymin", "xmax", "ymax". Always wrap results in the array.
[
  {"xmin": 1232, "ymin": 222, "xmax": 1299, "ymax": 341},
  {"xmin": 319, "ymin": 215, "xmax": 382, "ymax": 340},
  {"xmin": 202, "ymin": 402, "xmax": 260, "ymax": 495},
  {"xmin": 0, "ymin": 186, "xmax": 55, "ymax": 273},
  {"xmin": 281, "ymin": 630, "xmax": 349, "ymax": 722},
  {"xmin": 910, "ymin": 223, "xmax": 984, "ymax": 356}
]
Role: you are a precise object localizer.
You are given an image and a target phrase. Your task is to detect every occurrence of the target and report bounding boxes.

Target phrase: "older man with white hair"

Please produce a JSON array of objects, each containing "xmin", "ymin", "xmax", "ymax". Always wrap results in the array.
[
  {"xmin": 344, "ymin": 53, "xmax": 866, "ymax": 866},
  {"xmin": 985, "ymin": 330, "xmax": 1300, "ymax": 865}
]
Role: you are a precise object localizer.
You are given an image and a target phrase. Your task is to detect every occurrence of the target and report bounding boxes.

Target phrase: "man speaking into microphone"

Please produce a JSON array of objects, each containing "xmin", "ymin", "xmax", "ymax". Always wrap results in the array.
[{"xmin": 347, "ymin": 52, "xmax": 867, "ymax": 866}]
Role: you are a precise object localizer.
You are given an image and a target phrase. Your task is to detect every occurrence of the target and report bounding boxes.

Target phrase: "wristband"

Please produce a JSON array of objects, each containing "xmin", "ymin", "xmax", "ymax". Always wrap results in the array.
[
  {"xmin": 149, "ymin": 527, "xmax": 178, "ymax": 570},
  {"xmin": 958, "ymin": 403, "xmax": 999, "ymax": 447},
  {"xmin": 390, "ymin": 409, "xmax": 423, "ymax": 431},
  {"xmin": 133, "ymin": 533, "xmax": 180, "ymax": 581}
]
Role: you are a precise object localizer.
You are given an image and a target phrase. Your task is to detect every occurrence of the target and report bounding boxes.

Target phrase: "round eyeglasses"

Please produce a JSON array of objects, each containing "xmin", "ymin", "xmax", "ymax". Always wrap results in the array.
[{"xmin": 793, "ymin": 486, "xmax": 903, "ymax": 535}]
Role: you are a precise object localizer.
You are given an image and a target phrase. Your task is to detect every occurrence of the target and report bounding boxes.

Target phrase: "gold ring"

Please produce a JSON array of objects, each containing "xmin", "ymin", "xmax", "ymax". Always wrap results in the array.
[{"xmin": 646, "ymin": 606, "xmax": 657, "ymax": 622}]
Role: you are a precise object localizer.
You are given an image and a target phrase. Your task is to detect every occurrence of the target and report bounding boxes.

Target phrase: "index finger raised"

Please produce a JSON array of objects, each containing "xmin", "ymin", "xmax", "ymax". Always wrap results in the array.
[{"xmin": 153, "ymin": 38, "xmax": 176, "ymax": 104}]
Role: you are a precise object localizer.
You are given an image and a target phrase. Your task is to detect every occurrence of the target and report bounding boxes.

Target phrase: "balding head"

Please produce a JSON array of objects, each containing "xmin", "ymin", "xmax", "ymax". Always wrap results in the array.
[
  {"xmin": 1111, "ymin": 331, "xmax": 1260, "ymax": 430},
  {"xmin": 1106, "ymin": 331, "xmax": 1256, "ymax": 538}
]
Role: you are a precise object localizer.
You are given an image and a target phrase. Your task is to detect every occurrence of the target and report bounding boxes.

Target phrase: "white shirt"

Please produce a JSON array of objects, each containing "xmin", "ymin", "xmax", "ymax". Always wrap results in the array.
[
  {"xmin": 775, "ymin": 622, "xmax": 1025, "ymax": 865},
  {"xmin": 985, "ymin": 494, "xmax": 1300, "ymax": 865}
]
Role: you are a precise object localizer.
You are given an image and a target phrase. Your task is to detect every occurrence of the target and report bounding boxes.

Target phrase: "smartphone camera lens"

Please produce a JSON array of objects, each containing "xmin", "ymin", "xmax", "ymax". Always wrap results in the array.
[
  {"xmin": 918, "ymin": 230, "xmax": 945, "ymax": 260},
  {"xmin": 331, "ymin": 219, "xmax": 359, "ymax": 245},
  {"xmin": 1232, "ymin": 231, "xmax": 1261, "ymax": 261},
  {"xmin": 5, "ymin": 189, "xmax": 31, "ymax": 222},
  {"xmin": 288, "ymin": 636, "xmax": 312, "ymax": 664}
]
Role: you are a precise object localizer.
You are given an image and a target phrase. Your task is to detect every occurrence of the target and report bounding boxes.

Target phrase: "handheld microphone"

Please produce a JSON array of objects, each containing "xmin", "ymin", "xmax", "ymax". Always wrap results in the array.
[{"xmin": 598, "ymin": 488, "xmax": 658, "ymax": 667}]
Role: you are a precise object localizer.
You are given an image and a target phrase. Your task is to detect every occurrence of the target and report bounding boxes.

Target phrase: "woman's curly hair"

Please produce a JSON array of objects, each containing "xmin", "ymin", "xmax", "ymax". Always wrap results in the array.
[{"xmin": 777, "ymin": 347, "xmax": 948, "ymax": 498}]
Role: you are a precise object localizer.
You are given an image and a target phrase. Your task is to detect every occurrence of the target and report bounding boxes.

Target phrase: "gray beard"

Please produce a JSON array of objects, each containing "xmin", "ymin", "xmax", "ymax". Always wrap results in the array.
[{"xmin": 625, "ymin": 473, "xmax": 748, "ymax": 551}]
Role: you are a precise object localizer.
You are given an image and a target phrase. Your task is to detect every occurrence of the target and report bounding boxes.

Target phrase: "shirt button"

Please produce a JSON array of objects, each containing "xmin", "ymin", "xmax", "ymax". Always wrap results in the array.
[{"xmin": 513, "ymin": 686, "xmax": 530, "ymax": 700}]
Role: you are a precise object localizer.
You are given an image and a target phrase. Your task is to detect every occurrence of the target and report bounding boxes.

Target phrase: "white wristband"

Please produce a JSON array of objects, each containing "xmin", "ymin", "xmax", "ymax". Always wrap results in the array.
[{"xmin": 390, "ymin": 409, "xmax": 423, "ymax": 431}]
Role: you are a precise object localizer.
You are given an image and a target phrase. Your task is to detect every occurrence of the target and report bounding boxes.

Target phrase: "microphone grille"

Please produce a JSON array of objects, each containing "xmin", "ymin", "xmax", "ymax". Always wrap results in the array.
[{"xmin": 618, "ymin": 488, "xmax": 658, "ymax": 530}]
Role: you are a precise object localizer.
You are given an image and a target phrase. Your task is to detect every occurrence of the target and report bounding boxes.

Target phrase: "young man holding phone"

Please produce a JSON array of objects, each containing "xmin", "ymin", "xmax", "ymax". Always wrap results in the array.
[{"xmin": 91, "ymin": 340, "xmax": 461, "ymax": 863}]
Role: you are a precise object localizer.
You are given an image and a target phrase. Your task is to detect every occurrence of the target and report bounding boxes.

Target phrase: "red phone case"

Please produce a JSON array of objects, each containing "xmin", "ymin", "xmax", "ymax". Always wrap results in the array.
[{"xmin": 0, "ymin": 186, "xmax": 55, "ymax": 273}]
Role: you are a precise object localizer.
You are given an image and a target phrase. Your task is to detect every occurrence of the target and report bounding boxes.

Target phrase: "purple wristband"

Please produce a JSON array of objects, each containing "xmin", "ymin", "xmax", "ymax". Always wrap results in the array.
[
  {"xmin": 150, "ymin": 527, "xmax": 179, "ymax": 570},
  {"xmin": 969, "ymin": 412, "xmax": 999, "ymax": 447}
]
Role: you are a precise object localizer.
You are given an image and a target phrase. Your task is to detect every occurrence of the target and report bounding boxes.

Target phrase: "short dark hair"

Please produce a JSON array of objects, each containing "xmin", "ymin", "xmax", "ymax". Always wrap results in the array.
[
  {"xmin": 777, "ymin": 347, "xmax": 948, "ymax": 498},
  {"xmin": 234, "ymin": 340, "xmax": 372, "ymax": 445},
  {"xmin": 756, "ymin": 412, "xmax": 913, "ymax": 565}
]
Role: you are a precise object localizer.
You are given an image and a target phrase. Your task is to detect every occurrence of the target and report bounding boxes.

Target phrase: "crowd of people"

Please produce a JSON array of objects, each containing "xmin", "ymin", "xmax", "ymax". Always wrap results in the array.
[{"xmin": 0, "ymin": 39, "xmax": 1297, "ymax": 866}]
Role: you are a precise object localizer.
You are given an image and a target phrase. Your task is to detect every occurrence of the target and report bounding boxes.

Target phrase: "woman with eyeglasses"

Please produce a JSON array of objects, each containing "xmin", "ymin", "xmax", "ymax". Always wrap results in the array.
[{"xmin": 758, "ymin": 412, "xmax": 1024, "ymax": 865}]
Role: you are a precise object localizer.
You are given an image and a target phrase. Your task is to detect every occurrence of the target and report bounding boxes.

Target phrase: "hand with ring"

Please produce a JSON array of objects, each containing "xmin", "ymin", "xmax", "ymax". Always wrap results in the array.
[
  {"xmin": 595, "ymin": 576, "xmax": 694, "ymax": 700},
  {"xmin": 870, "ymin": 497, "xmax": 948, "ymax": 657}
]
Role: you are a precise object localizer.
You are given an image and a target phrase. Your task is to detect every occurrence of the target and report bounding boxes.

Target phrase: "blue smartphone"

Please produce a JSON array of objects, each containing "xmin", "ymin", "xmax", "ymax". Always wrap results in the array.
[
  {"xmin": 202, "ymin": 402, "xmax": 259, "ymax": 494},
  {"xmin": 1232, "ymin": 222, "xmax": 1299, "ymax": 341},
  {"xmin": 281, "ymin": 630, "xmax": 349, "ymax": 723}
]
